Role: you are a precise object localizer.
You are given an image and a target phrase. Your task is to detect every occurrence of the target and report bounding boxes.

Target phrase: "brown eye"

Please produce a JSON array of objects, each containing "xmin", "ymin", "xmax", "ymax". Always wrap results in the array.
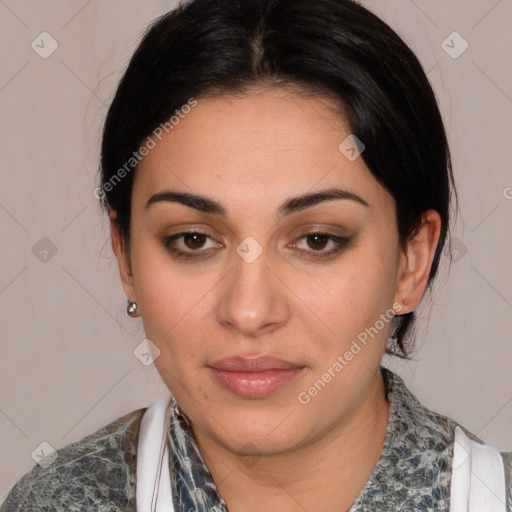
[
  {"xmin": 182, "ymin": 233, "xmax": 208, "ymax": 250},
  {"xmin": 163, "ymin": 230, "xmax": 222, "ymax": 259},
  {"xmin": 306, "ymin": 233, "xmax": 330, "ymax": 251},
  {"xmin": 291, "ymin": 231, "xmax": 352, "ymax": 260}
]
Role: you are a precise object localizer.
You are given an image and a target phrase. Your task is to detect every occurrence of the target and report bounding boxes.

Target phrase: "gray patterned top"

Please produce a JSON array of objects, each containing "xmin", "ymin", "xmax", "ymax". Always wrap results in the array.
[{"xmin": 2, "ymin": 367, "xmax": 511, "ymax": 511}]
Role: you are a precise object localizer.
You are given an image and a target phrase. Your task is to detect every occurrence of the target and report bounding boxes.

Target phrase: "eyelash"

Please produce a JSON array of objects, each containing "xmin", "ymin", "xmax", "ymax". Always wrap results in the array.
[{"xmin": 162, "ymin": 230, "xmax": 352, "ymax": 260}]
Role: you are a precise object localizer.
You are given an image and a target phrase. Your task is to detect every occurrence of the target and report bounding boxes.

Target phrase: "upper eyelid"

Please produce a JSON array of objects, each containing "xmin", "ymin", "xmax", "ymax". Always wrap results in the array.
[{"xmin": 165, "ymin": 230, "xmax": 219, "ymax": 247}]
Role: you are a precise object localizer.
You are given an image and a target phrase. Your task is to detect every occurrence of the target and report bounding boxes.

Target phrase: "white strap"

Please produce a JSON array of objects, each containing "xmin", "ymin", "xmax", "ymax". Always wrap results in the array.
[
  {"xmin": 450, "ymin": 425, "xmax": 507, "ymax": 512},
  {"xmin": 136, "ymin": 397, "xmax": 174, "ymax": 512}
]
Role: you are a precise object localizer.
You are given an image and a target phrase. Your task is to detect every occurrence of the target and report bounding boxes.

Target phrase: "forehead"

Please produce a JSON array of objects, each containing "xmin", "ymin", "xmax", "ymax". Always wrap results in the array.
[{"xmin": 133, "ymin": 88, "xmax": 393, "ymax": 215}]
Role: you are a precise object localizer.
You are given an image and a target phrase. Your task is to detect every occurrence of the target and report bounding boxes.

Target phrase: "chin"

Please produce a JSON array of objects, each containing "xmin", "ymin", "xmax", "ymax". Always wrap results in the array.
[{"xmin": 200, "ymin": 401, "xmax": 310, "ymax": 452}]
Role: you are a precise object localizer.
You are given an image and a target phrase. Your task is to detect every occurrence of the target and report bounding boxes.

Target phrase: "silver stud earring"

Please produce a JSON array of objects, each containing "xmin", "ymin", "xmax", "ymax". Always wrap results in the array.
[{"xmin": 126, "ymin": 298, "xmax": 139, "ymax": 318}]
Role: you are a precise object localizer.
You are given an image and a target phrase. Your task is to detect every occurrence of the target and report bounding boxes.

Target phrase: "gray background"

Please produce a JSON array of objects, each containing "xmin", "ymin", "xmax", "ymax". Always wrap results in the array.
[{"xmin": 0, "ymin": 0, "xmax": 511, "ymax": 499}]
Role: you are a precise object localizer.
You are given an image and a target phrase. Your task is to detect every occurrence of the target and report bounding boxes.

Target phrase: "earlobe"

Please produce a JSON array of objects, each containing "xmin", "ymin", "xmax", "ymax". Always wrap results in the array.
[{"xmin": 393, "ymin": 210, "xmax": 442, "ymax": 314}]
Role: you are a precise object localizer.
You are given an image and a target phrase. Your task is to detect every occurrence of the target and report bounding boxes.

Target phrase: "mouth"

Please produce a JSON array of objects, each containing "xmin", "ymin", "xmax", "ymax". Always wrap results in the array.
[{"xmin": 207, "ymin": 356, "xmax": 306, "ymax": 399}]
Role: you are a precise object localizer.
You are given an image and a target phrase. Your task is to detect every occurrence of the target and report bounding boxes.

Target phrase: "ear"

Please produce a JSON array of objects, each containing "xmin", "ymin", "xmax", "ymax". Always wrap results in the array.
[
  {"xmin": 110, "ymin": 211, "xmax": 137, "ymax": 302},
  {"xmin": 393, "ymin": 210, "xmax": 442, "ymax": 314}
]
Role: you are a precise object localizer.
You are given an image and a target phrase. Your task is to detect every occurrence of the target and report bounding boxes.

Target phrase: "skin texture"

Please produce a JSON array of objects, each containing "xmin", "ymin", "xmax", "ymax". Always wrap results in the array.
[{"xmin": 110, "ymin": 87, "xmax": 441, "ymax": 512}]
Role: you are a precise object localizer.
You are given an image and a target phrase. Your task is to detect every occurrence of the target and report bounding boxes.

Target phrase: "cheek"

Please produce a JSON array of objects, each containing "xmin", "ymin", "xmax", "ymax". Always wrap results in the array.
[
  {"xmin": 130, "ymin": 230, "xmax": 204, "ymax": 333},
  {"xmin": 291, "ymin": 247, "xmax": 398, "ymax": 345},
  {"xmin": 130, "ymin": 236, "xmax": 232, "ymax": 397}
]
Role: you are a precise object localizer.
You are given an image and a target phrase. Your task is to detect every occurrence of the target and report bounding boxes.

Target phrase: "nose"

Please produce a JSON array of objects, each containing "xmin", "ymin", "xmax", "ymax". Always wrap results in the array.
[{"xmin": 216, "ymin": 242, "xmax": 290, "ymax": 338}]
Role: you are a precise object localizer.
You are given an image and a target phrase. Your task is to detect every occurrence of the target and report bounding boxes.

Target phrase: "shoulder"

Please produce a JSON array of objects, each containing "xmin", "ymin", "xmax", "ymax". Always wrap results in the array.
[
  {"xmin": 419, "ymin": 391, "xmax": 512, "ymax": 509},
  {"xmin": 1, "ymin": 407, "xmax": 147, "ymax": 512},
  {"xmin": 383, "ymin": 368, "xmax": 512, "ymax": 508}
]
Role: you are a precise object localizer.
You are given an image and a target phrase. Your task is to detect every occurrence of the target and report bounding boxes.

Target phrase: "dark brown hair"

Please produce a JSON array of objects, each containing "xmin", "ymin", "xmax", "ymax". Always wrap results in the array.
[{"xmin": 98, "ymin": 0, "xmax": 456, "ymax": 358}]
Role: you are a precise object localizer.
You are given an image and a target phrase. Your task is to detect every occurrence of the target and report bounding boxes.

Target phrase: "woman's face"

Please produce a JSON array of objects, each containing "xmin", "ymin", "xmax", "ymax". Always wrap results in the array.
[{"xmin": 117, "ymin": 88, "xmax": 408, "ymax": 456}]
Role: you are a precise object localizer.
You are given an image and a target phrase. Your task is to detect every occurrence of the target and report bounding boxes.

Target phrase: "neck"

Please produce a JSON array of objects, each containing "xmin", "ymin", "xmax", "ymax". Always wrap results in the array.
[{"xmin": 191, "ymin": 369, "xmax": 391, "ymax": 512}]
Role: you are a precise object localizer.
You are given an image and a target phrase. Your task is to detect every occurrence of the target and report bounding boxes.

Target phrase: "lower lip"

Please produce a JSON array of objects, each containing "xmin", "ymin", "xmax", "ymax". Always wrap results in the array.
[{"xmin": 209, "ymin": 368, "xmax": 305, "ymax": 398}]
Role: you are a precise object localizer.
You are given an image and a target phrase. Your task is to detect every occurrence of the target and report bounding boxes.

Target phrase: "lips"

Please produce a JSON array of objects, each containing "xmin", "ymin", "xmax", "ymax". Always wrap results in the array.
[
  {"xmin": 209, "ymin": 356, "xmax": 302, "ymax": 372},
  {"xmin": 208, "ymin": 356, "xmax": 306, "ymax": 399}
]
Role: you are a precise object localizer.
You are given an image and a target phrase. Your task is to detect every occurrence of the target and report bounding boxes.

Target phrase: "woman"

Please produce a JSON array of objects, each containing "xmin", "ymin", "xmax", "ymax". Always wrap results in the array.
[{"xmin": 2, "ymin": 0, "xmax": 510, "ymax": 510}]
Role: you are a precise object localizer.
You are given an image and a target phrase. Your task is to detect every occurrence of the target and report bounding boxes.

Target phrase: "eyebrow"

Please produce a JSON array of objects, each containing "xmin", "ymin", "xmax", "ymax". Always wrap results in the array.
[{"xmin": 144, "ymin": 187, "xmax": 370, "ymax": 218}]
